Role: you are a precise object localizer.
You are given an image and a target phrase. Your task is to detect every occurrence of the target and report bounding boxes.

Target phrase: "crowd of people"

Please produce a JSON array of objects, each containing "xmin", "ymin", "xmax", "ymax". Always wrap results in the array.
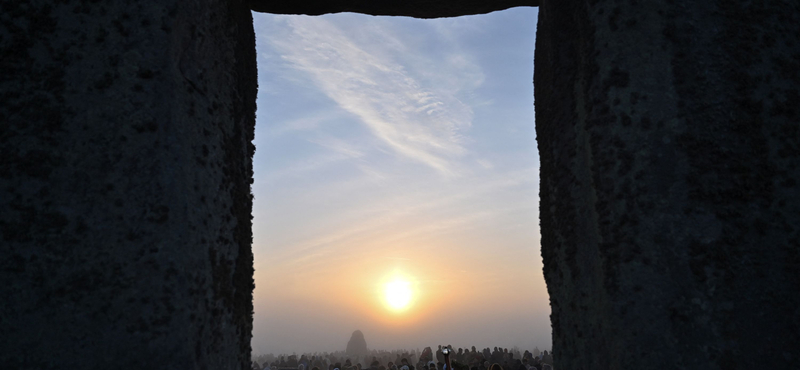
[{"xmin": 252, "ymin": 346, "xmax": 554, "ymax": 370}]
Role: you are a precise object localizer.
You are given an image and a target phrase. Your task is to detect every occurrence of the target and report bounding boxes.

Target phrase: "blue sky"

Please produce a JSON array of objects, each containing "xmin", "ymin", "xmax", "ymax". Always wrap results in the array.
[{"xmin": 251, "ymin": 7, "xmax": 547, "ymax": 355}]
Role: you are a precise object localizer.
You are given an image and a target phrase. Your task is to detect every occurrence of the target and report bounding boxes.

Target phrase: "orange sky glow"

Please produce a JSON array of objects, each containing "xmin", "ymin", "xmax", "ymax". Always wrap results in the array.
[{"xmin": 250, "ymin": 7, "xmax": 549, "ymax": 355}]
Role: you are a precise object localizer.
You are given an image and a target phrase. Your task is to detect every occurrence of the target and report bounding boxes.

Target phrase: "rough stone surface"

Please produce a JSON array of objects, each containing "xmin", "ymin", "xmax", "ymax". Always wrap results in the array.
[
  {"xmin": 535, "ymin": 0, "xmax": 800, "ymax": 369},
  {"xmin": 0, "ymin": 0, "xmax": 256, "ymax": 368},
  {"xmin": 250, "ymin": 0, "xmax": 538, "ymax": 18},
  {"xmin": 346, "ymin": 330, "xmax": 368, "ymax": 356},
  {"xmin": 4, "ymin": 0, "xmax": 800, "ymax": 369}
]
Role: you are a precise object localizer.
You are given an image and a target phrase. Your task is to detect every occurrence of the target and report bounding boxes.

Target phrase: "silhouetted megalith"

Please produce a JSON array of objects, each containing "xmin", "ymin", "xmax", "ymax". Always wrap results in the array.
[
  {"xmin": 2, "ymin": 0, "xmax": 799, "ymax": 369},
  {"xmin": 536, "ymin": 1, "xmax": 799, "ymax": 369},
  {"xmin": 346, "ymin": 330, "xmax": 369, "ymax": 356},
  {"xmin": 1, "ymin": 0, "xmax": 255, "ymax": 368},
  {"xmin": 250, "ymin": 0, "xmax": 538, "ymax": 18}
]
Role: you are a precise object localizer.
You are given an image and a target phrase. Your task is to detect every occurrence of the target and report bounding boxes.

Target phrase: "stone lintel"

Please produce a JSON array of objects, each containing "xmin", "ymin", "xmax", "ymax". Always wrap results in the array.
[{"xmin": 250, "ymin": 0, "xmax": 538, "ymax": 18}]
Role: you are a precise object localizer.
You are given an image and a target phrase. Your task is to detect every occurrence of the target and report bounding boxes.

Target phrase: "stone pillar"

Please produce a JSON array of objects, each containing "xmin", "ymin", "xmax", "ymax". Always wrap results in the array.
[
  {"xmin": 0, "ymin": 0, "xmax": 256, "ymax": 368},
  {"xmin": 535, "ymin": 1, "xmax": 800, "ymax": 368}
]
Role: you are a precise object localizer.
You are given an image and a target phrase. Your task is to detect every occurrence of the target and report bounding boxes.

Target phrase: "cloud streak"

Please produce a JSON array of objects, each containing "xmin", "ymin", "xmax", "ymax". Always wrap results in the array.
[
  {"xmin": 268, "ymin": 17, "xmax": 482, "ymax": 175},
  {"xmin": 259, "ymin": 166, "xmax": 538, "ymax": 273},
  {"xmin": 250, "ymin": 8, "xmax": 547, "ymax": 354}
]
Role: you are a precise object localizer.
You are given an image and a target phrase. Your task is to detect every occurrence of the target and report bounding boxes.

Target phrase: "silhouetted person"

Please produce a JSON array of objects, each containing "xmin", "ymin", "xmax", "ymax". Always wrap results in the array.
[
  {"xmin": 489, "ymin": 349, "xmax": 500, "ymax": 365},
  {"xmin": 539, "ymin": 352, "xmax": 551, "ymax": 368},
  {"xmin": 532, "ymin": 358, "xmax": 541, "ymax": 370},
  {"xmin": 401, "ymin": 358, "xmax": 414, "ymax": 370}
]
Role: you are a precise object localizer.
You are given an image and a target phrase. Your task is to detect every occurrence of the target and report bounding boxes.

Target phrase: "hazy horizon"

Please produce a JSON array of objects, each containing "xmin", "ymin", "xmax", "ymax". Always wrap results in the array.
[{"xmin": 251, "ymin": 7, "xmax": 547, "ymax": 355}]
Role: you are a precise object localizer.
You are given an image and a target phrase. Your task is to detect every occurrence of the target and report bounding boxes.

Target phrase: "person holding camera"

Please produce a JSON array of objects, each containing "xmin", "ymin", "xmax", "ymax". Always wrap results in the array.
[{"xmin": 441, "ymin": 346, "xmax": 457, "ymax": 370}]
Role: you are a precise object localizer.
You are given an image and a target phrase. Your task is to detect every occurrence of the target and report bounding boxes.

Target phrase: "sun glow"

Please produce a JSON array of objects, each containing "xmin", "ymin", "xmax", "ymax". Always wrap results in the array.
[{"xmin": 384, "ymin": 277, "xmax": 413, "ymax": 312}]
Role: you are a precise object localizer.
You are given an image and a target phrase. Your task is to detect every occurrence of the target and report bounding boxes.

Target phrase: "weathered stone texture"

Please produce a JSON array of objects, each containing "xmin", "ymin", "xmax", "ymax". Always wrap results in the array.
[
  {"xmin": 536, "ymin": 0, "xmax": 800, "ymax": 369},
  {"xmin": 0, "ymin": 0, "xmax": 256, "ymax": 368},
  {"xmin": 4, "ymin": 0, "xmax": 799, "ymax": 368}
]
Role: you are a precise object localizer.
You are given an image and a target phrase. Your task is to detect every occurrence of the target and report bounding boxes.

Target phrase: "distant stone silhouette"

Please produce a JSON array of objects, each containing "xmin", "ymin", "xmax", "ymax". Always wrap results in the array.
[{"xmin": 346, "ymin": 330, "xmax": 369, "ymax": 356}]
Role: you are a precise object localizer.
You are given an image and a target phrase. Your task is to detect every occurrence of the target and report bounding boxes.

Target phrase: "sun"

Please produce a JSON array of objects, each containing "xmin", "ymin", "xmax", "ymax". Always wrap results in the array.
[{"xmin": 384, "ymin": 278, "xmax": 413, "ymax": 312}]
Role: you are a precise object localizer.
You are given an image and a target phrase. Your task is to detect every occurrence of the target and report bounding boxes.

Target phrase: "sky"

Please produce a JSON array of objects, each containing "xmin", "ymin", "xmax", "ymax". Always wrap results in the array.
[{"xmin": 251, "ymin": 7, "xmax": 548, "ymax": 355}]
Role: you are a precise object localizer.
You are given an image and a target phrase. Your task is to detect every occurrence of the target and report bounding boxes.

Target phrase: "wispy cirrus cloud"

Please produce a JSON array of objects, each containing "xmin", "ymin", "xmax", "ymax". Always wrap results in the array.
[
  {"xmin": 262, "ymin": 166, "xmax": 538, "ymax": 269},
  {"xmin": 251, "ymin": 8, "xmax": 548, "ymax": 354},
  {"xmin": 267, "ymin": 16, "xmax": 483, "ymax": 176}
]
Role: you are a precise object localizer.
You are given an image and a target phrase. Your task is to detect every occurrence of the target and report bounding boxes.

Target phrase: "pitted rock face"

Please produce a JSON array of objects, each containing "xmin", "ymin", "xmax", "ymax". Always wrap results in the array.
[
  {"xmin": 1, "ymin": 0, "xmax": 255, "ymax": 368},
  {"xmin": 2, "ymin": 0, "xmax": 798, "ymax": 369},
  {"xmin": 346, "ymin": 330, "xmax": 368, "ymax": 356},
  {"xmin": 536, "ymin": 1, "xmax": 800, "ymax": 369}
]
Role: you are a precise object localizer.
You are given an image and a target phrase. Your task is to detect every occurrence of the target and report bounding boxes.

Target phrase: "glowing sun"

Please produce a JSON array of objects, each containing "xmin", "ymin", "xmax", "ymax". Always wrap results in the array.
[{"xmin": 384, "ymin": 278, "xmax": 413, "ymax": 311}]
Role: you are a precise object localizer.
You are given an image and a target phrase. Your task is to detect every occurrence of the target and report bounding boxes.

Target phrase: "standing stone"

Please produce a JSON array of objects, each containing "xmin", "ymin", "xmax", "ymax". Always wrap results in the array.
[
  {"xmin": 0, "ymin": 0, "xmax": 256, "ymax": 368},
  {"xmin": 535, "ymin": 0, "xmax": 800, "ymax": 369},
  {"xmin": 346, "ymin": 330, "xmax": 368, "ymax": 357}
]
